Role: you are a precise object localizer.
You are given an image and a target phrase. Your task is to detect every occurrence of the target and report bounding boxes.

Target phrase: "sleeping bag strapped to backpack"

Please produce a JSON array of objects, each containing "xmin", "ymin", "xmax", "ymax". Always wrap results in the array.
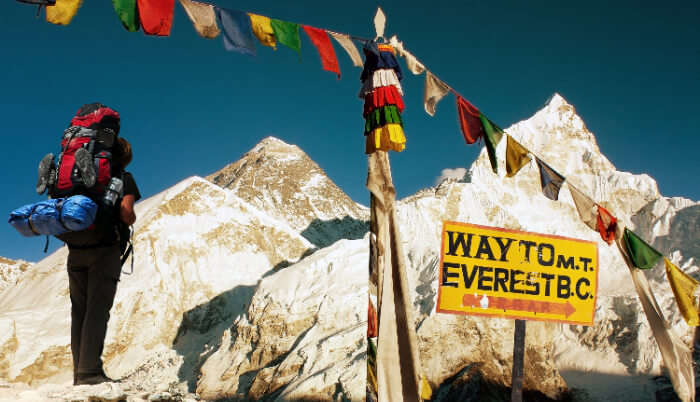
[{"xmin": 9, "ymin": 195, "xmax": 98, "ymax": 237}]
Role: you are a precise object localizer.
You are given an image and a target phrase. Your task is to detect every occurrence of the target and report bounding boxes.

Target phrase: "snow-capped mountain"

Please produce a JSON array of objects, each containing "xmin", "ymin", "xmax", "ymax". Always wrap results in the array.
[
  {"xmin": 0, "ymin": 94, "xmax": 697, "ymax": 402},
  {"xmin": 0, "ymin": 257, "xmax": 31, "ymax": 293}
]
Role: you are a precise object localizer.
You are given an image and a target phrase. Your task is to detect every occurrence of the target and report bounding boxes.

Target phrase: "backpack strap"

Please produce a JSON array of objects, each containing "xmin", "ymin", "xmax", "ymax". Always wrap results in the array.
[{"xmin": 120, "ymin": 225, "xmax": 134, "ymax": 274}]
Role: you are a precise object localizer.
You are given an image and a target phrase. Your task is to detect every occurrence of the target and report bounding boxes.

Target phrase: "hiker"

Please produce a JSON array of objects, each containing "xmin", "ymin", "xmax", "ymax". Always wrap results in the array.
[{"xmin": 56, "ymin": 107, "xmax": 141, "ymax": 385}]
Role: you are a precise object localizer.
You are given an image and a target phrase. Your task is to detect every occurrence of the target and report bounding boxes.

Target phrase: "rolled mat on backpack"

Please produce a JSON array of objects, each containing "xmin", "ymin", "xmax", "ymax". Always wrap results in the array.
[{"xmin": 8, "ymin": 195, "xmax": 98, "ymax": 237}]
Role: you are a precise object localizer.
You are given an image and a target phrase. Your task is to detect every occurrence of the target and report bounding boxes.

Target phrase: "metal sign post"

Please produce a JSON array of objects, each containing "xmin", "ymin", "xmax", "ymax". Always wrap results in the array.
[{"xmin": 511, "ymin": 319, "xmax": 526, "ymax": 402}]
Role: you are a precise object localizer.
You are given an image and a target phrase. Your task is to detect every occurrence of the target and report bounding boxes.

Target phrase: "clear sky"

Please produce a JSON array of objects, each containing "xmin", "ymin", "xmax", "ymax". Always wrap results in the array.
[{"xmin": 2, "ymin": 1, "xmax": 698, "ymax": 262}]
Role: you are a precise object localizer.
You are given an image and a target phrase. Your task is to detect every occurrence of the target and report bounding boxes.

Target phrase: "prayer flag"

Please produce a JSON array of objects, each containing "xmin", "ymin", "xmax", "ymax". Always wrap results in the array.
[
  {"xmin": 480, "ymin": 115, "xmax": 503, "ymax": 174},
  {"xmin": 568, "ymin": 184, "xmax": 598, "ymax": 231},
  {"xmin": 270, "ymin": 19, "xmax": 300, "ymax": 54},
  {"xmin": 363, "ymin": 86, "xmax": 404, "ymax": 117},
  {"xmin": 505, "ymin": 135, "xmax": 531, "ymax": 177},
  {"xmin": 368, "ymin": 298, "xmax": 378, "ymax": 338},
  {"xmin": 536, "ymin": 157, "xmax": 565, "ymax": 200},
  {"xmin": 388, "ymin": 37, "xmax": 425, "ymax": 75},
  {"xmin": 665, "ymin": 258, "xmax": 700, "ymax": 326},
  {"xmin": 424, "ymin": 72, "xmax": 450, "ymax": 116},
  {"xmin": 361, "ymin": 42, "xmax": 402, "ymax": 83},
  {"xmin": 402, "ymin": 49, "xmax": 426, "ymax": 75},
  {"xmin": 137, "ymin": 0, "xmax": 174, "ymax": 36},
  {"xmin": 456, "ymin": 96, "xmax": 483, "ymax": 144},
  {"xmin": 358, "ymin": 69, "xmax": 403, "ymax": 99},
  {"xmin": 328, "ymin": 32, "xmax": 363, "ymax": 67},
  {"xmin": 215, "ymin": 8, "xmax": 256, "ymax": 55},
  {"xmin": 303, "ymin": 26, "xmax": 340, "ymax": 78},
  {"xmin": 366, "ymin": 124, "xmax": 406, "ymax": 154},
  {"xmin": 46, "ymin": 0, "xmax": 82, "ymax": 25},
  {"xmin": 623, "ymin": 228, "xmax": 663, "ymax": 269},
  {"xmin": 112, "ymin": 0, "xmax": 139, "ymax": 32},
  {"xmin": 248, "ymin": 13, "xmax": 276, "ymax": 49},
  {"xmin": 616, "ymin": 237, "xmax": 695, "ymax": 401},
  {"xmin": 596, "ymin": 205, "xmax": 617, "ymax": 245},
  {"xmin": 179, "ymin": 0, "xmax": 219, "ymax": 39}
]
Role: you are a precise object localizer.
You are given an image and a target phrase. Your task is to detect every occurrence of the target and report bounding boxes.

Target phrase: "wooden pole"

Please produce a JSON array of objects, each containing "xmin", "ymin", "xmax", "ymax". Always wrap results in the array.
[{"xmin": 511, "ymin": 319, "xmax": 526, "ymax": 402}]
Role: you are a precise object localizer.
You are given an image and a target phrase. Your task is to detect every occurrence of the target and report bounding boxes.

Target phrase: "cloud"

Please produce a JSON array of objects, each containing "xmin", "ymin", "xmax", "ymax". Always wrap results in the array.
[{"xmin": 435, "ymin": 168, "xmax": 467, "ymax": 185}]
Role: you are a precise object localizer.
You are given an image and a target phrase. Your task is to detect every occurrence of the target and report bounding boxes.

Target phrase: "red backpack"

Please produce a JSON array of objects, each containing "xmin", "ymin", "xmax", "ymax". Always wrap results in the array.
[{"xmin": 37, "ymin": 103, "xmax": 121, "ymax": 201}]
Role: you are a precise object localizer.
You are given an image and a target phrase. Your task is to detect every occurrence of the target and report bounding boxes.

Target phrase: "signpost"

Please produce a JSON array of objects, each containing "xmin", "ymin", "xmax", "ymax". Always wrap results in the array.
[{"xmin": 436, "ymin": 221, "xmax": 598, "ymax": 400}]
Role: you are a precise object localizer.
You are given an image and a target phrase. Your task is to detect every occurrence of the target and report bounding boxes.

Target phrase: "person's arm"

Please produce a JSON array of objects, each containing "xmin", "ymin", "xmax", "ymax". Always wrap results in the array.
[{"xmin": 120, "ymin": 194, "xmax": 136, "ymax": 225}]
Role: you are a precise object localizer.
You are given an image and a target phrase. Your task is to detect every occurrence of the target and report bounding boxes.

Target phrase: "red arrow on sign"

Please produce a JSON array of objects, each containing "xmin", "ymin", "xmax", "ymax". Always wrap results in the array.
[{"xmin": 462, "ymin": 294, "xmax": 576, "ymax": 318}]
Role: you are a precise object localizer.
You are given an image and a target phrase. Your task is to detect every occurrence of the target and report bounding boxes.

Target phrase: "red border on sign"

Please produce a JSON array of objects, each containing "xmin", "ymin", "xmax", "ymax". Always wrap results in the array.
[{"xmin": 435, "ymin": 221, "xmax": 599, "ymax": 326}]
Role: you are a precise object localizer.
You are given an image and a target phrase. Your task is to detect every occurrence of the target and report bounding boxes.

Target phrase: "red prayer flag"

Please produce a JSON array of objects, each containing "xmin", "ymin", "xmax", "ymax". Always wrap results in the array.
[
  {"xmin": 596, "ymin": 205, "xmax": 617, "ymax": 245},
  {"xmin": 137, "ymin": 0, "xmax": 175, "ymax": 36},
  {"xmin": 368, "ymin": 298, "xmax": 378, "ymax": 338},
  {"xmin": 363, "ymin": 86, "xmax": 405, "ymax": 117},
  {"xmin": 302, "ymin": 26, "xmax": 341, "ymax": 78},
  {"xmin": 457, "ymin": 96, "xmax": 484, "ymax": 144}
]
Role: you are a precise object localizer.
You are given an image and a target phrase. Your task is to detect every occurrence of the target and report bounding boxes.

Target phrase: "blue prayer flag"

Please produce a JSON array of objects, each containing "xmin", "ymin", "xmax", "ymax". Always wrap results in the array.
[{"xmin": 215, "ymin": 7, "xmax": 256, "ymax": 56}]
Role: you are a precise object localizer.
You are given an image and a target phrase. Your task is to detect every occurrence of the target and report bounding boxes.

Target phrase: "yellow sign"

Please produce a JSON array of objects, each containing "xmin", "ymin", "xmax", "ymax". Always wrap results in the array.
[{"xmin": 436, "ymin": 221, "xmax": 598, "ymax": 325}]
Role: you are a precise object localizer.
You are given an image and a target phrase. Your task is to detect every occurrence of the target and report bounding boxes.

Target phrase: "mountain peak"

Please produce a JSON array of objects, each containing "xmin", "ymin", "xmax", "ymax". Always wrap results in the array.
[
  {"xmin": 251, "ymin": 136, "xmax": 302, "ymax": 155},
  {"xmin": 207, "ymin": 138, "xmax": 368, "ymax": 248}
]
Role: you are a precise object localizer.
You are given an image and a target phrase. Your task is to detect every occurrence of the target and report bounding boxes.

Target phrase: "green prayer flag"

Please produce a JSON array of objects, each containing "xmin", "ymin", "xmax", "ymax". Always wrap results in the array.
[
  {"xmin": 623, "ymin": 228, "xmax": 663, "ymax": 269},
  {"xmin": 112, "ymin": 0, "xmax": 139, "ymax": 32},
  {"xmin": 479, "ymin": 114, "xmax": 503, "ymax": 173},
  {"xmin": 270, "ymin": 19, "xmax": 301, "ymax": 54}
]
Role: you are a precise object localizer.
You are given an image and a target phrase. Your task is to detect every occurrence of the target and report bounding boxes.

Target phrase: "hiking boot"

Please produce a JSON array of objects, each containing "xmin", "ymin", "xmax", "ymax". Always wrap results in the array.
[
  {"xmin": 74, "ymin": 372, "xmax": 116, "ymax": 386},
  {"xmin": 74, "ymin": 147, "xmax": 96, "ymax": 188},
  {"xmin": 36, "ymin": 153, "xmax": 54, "ymax": 195}
]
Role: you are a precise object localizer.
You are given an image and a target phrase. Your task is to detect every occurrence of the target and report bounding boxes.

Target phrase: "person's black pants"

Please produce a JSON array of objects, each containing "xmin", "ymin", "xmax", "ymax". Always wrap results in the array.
[{"xmin": 67, "ymin": 244, "xmax": 121, "ymax": 378}]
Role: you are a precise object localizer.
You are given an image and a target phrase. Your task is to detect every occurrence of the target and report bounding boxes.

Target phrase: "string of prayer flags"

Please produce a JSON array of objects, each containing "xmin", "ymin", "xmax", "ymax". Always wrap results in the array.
[
  {"xmin": 137, "ymin": 0, "xmax": 175, "ymax": 36},
  {"xmin": 423, "ymin": 72, "xmax": 449, "ymax": 116},
  {"xmin": 113, "ymin": 0, "xmax": 139, "ymax": 32},
  {"xmin": 248, "ymin": 13, "xmax": 276, "ymax": 49},
  {"xmin": 616, "ymin": 235, "xmax": 696, "ymax": 402},
  {"xmin": 270, "ymin": 19, "xmax": 301, "ymax": 54},
  {"xmin": 360, "ymin": 42, "xmax": 406, "ymax": 154},
  {"xmin": 596, "ymin": 205, "xmax": 618, "ymax": 245},
  {"xmin": 303, "ymin": 26, "xmax": 341, "ymax": 78},
  {"xmin": 480, "ymin": 115, "xmax": 503, "ymax": 174},
  {"xmin": 328, "ymin": 32, "xmax": 363, "ymax": 67},
  {"xmin": 622, "ymin": 228, "xmax": 663, "ymax": 269},
  {"xmin": 179, "ymin": 0, "xmax": 219, "ymax": 39},
  {"xmin": 568, "ymin": 184, "xmax": 598, "ymax": 231},
  {"xmin": 665, "ymin": 258, "xmax": 700, "ymax": 326},
  {"xmin": 215, "ymin": 7, "xmax": 256, "ymax": 55},
  {"xmin": 536, "ymin": 157, "xmax": 565, "ymax": 200},
  {"xmin": 505, "ymin": 135, "xmax": 531, "ymax": 177},
  {"xmin": 45, "ymin": 0, "xmax": 82, "ymax": 25}
]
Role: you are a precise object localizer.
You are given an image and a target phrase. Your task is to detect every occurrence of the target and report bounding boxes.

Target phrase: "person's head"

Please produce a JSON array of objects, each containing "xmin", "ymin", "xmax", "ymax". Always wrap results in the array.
[{"xmin": 116, "ymin": 137, "xmax": 132, "ymax": 168}]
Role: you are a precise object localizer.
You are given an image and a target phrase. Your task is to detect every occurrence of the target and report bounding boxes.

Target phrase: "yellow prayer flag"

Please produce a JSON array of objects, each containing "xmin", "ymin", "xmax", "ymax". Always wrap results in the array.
[
  {"xmin": 248, "ymin": 13, "xmax": 276, "ymax": 49},
  {"xmin": 505, "ymin": 135, "xmax": 531, "ymax": 178},
  {"xmin": 665, "ymin": 258, "xmax": 700, "ymax": 326},
  {"xmin": 46, "ymin": 0, "xmax": 83, "ymax": 25},
  {"xmin": 420, "ymin": 374, "xmax": 433, "ymax": 400}
]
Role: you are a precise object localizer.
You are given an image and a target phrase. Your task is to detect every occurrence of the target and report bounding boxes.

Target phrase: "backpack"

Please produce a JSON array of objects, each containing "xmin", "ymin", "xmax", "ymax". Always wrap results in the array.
[
  {"xmin": 43, "ymin": 103, "xmax": 121, "ymax": 200},
  {"xmin": 36, "ymin": 103, "xmax": 124, "ymax": 248}
]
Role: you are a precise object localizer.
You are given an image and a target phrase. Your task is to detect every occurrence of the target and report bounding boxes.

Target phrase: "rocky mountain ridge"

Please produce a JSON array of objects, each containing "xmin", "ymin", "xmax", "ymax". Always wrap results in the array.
[{"xmin": 0, "ymin": 94, "xmax": 697, "ymax": 402}]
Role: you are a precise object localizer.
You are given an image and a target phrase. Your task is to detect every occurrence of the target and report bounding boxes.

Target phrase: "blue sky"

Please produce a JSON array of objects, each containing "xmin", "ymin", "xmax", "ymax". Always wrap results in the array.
[{"xmin": 2, "ymin": 1, "xmax": 698, "ymax": 262}]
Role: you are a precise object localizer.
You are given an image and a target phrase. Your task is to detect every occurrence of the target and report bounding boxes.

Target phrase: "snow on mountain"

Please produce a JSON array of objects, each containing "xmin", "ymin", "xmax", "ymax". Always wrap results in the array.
[
  {"xmin": 206, "ymin": 136, "xmax": 369, "ymax": 249},
  {"xmin": 0, "ymin": 257, "xmax": 32, "ymax": 293},
  {"xmin": 0, "ymin": 94, "xmax": 697, "ymax": 402}
]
